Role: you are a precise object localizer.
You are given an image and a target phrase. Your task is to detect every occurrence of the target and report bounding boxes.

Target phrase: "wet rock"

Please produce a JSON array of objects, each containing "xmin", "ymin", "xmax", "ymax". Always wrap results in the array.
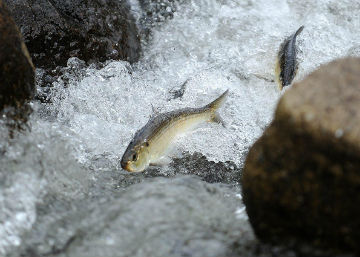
[
  {"xmin": 241, "ymin": 58, "xmax": 360, "ymax": 254},
  {"xmin": 169, "ymin": 152, "xmax": 241, "ymax": 184},
  {"xmin": 19, "ymin": 176, "xmax": 252, "ymax": 257},
  {"xmin": 35, "ymin": 57, "xmax": 100, "ymax": 105},
  {"xmin": 0, "ymin": 121, "xmax": 92, "ymax": 257},
  {"xmin": 4, "ymin": 0, "xmax": 141, "ymax": 69},
  {"xmin": 0, "ymin": 0, "xmax": 35, "ymax": 129},
  {"xmin": 138, "ymin": 0, "xmax": 185, "ymax": 39}
]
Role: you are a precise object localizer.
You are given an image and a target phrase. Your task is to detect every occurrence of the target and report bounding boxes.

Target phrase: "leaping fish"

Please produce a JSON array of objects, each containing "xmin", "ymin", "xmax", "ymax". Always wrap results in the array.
[
  {"xmin": 275, "ymin": 25, "xmax": 304, "ymax": 90},
  {"xmin": 121, "ymin": 90, "xmax": 229, "ymax": 172}
]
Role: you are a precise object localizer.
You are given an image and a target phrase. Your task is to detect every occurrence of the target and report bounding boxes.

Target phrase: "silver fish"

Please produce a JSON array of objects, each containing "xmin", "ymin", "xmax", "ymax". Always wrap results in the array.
[
  {"xmin": 275, "ymin": 25, "xmax": 304, "ymax": 90},
  {"xmin": 121, "ymin": 90, "xmax": 229, "ymax": 172}
]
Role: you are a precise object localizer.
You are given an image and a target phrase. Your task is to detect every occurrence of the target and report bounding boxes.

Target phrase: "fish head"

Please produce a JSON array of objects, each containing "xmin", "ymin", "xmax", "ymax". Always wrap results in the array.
[{"xmin": 121, "ymin": 140, "xmax": 150, "ymax": 172}]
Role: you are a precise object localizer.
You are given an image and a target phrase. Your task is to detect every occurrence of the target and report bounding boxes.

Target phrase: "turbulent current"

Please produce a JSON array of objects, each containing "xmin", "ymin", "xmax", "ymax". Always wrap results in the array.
[{"xmin": 1, "ymin": 0, "xmax": 359, "ymax": 256}]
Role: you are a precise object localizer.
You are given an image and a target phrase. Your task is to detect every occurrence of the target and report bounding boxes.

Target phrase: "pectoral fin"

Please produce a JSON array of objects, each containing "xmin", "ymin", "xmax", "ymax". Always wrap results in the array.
[{"xmin": 211, "ymin": 112, "xmax": 226, "ymax": 128}]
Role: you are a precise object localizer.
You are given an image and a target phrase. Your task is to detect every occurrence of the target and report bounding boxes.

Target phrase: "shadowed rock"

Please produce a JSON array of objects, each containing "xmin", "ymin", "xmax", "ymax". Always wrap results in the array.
[
  {"xmin": 4, "ymin": 0, "xmax": 141, "ymax": 69},
  {"xmin": 0, "ymin": 0, "xmax": 35, "ymax": 129},
  {"xmin": 169, "ymin": 152, "xmax": 241, "ymax": 184},
  {"xmin": 138, "ymin": 0, "xmax": 185, "ymax": 40},
  {"xmin": 242, "ymin": 57, "xmax": 360, "ymax": 255}
]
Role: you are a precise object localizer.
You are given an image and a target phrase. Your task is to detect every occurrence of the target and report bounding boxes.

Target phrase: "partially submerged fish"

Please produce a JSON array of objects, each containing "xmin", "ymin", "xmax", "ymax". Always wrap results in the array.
[
  {"xmin": 121, "ymin": 90, "xmax": 229, "ymax": 172},
  {"xmin": 275, "ymin": 25, "xmax": 304, "ymax": 90}
]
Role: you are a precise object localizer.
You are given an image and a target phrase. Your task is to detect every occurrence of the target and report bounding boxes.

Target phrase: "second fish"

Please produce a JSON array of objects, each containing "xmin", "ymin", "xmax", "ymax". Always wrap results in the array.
[{"xmin": 275, "ymin": 25, "xmax": 304, "ymax": 90}]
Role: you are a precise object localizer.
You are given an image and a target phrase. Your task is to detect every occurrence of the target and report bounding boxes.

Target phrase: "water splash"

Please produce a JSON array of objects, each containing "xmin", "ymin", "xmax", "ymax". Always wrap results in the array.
[{"xmin": 1, "ymin": 0, "xmax": 359, "ymax": 256}]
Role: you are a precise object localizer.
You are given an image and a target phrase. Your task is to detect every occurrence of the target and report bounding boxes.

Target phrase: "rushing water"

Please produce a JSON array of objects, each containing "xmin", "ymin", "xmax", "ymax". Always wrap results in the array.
[{"xmin": 1, "ymin": 0, "xmax": 359, "ymax": 256}]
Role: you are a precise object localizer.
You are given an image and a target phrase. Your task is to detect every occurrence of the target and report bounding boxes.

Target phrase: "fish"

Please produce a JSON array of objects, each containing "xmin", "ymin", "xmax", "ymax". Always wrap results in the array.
[
  {"xmin": 275, "ymin": 25, "xmax": 304, "ymax": 90},
  {"xmin": 121, "ymin": 90, "xmax": 229, "ymax": 172}
]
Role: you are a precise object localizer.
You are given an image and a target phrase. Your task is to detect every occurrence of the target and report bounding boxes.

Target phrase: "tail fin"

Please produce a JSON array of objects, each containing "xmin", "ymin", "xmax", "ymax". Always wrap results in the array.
[
  {"xmin": 206, "ymin": 89, "xmax": 229, "ymax": 111},
  {"xmin": 205, "ymin": 89, "xmax": 229, "ymax": 127},
  {"xmin": 294, "ymin": 25, "xmax": 304, "ymax": 38}
]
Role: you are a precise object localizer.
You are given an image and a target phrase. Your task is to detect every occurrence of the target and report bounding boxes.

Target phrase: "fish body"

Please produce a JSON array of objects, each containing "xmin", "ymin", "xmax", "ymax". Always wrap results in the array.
[
  {"xmin": 121, "ymin": 90, "xmax": 229, "ymax": 172},
  {"xmin": 275, "ymin": 26, "xmax": 304, "ymax": 90}
]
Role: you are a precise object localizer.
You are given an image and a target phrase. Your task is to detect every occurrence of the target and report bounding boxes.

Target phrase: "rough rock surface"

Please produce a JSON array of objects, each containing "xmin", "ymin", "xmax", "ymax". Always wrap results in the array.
[
  {"xmin": 242, "ymin": 57, "xmax": 360, "ymax": 254},
  {"xmin": 4, "ymin": 0, "xmax": 141, "ymax": 69},
  {"xmin": 138, "ymin": 0, "xmax": 185, "ymax": 39},
  {"xmin": 18, "ymin": 176, "xmax": 252, "ymax": 257},
  {"xmin": 169, "ymin": 152, "xmax": 241, "ymax": 184},
  {"xmin": 0, "ymin": 0, "xmax": 35, "ymax": 127}
]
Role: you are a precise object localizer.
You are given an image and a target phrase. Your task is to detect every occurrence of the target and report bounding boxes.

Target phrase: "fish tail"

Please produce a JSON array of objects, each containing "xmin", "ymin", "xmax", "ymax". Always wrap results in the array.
[
  {"xmin": 205, "ymin": 89, "xmax": 229, "ymax": 127},
  {"xmin": 206, "ymin": 89, "xmax": 229, "ymax": 111},
  {"xmin": 294, "ymin": 25, "xmax": 304, "ymax": 37}
]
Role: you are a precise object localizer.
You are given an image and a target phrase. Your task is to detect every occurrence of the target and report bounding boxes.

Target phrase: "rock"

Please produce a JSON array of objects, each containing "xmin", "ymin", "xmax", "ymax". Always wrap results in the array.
[
  {"xmin": 169, "ymin": 152, "xmax": 241, "ymax": 184},
  {"xmin": 241, "ymin": 57, "xmax": 360, "ymax": 254},
  {"xmin": 0, "ymin": 0, "xmax": 35, "ymax": 128},
  {"xmin": 19, "ymin": 177, "xmax": 252, "ymax": 257},
  {"xmin": 112, "ymin": 152, "xmax": 241, "ymax": 185},
  {"xmin": 34, "ymin": 57, "xmax": 100, "ymax": 104},
  {"xmin": 4, "ymin": 0, "xmax": 141, "ymax": 69},
  {"xmin": 0, "ymin": 122, "xmax": 90, "ymax": 256},
  {"xmin": 138, "ymin": 0, "xmax": 185, "ymax": 39}
]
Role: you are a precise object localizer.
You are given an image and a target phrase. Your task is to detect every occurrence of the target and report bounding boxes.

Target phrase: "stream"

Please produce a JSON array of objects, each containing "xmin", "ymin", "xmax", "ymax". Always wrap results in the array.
[{"xmin": 1, "ymin": 0, "xmax": 359, "ymax": 256}]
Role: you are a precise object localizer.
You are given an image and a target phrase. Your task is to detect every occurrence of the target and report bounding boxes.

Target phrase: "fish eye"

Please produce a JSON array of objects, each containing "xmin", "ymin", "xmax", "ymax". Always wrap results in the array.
[{"xmin": 132, "ymin": 153, "xmax": 138, "ymax": 161}]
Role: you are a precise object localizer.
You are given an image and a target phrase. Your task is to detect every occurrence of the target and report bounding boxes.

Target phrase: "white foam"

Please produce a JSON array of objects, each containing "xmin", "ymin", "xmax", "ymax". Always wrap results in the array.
[{"xmin": 1, "ymin": 0, "xmax": 359, "ymax": 254}]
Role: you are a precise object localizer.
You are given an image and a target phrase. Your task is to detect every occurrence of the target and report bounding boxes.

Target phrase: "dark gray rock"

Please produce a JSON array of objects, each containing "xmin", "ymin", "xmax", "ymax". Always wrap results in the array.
[
  {"xmin": 18, "ymin": 176, "xmax": 252, "ymax": 257},
  {"xmin": 4, "ymin": 0, "xmax": 141, "ymax": 69},
  {"xmin": 169, "ymin": 152, "xmax": 241, "ymax": 184},
  {"xmin": 138, "ymin": 0, "xmax": 186, "ymax": 39}
]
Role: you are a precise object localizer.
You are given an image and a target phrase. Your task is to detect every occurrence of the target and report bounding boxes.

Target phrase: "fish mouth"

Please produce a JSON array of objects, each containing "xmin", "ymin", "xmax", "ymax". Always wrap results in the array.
[
  {"xmin": 121, "ymin": 161, "xmax": 132, "ymax": 172},
  {"xmin": 121, "ymin": 162, "xmax": 144, "ymax": 172}
]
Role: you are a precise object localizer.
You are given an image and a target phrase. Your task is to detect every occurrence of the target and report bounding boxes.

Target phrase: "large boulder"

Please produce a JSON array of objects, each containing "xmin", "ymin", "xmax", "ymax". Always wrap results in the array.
[
  {"xmin": 0, "ymin": 0, "xmax": 35, "ymax": 126},
  {"xmin": 241, "ymin": 57, "xmax": 360, "ymax": 254},
  {"xmin": 18, "ymin": 177, "xmax": 250, "ymax": 257},
  {"xmin": 4, "ymin": 0, "xmax": 141, "ymax": 69}
]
